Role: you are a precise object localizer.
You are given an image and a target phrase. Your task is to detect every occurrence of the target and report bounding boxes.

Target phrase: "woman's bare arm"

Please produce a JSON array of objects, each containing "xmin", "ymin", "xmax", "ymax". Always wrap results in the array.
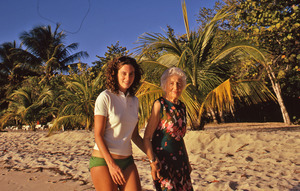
[{"xmin": 143, "ymin": 100, "xmax": 161, "ymax": 180}]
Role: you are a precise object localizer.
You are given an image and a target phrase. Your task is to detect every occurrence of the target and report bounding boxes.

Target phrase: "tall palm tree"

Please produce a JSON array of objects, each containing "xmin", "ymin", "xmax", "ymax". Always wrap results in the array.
[
  {"xmin": 0, "ymin": 41, "xmax": 38, "ymax": 96},
  {"xmin": 14, "ymin": 24, "xmax": 88, "ymax": 83},
  {"xmin": 48, "ymin": 66, "xmax": 104, "ymax": 134},
  {"xmin": 134, "ymin": 1, "xmax": 275, "ymax": 129}
]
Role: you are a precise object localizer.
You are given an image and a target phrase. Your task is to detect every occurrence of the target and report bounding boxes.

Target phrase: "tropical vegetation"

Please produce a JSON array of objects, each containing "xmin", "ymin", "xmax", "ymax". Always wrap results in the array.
[
  {"xmin": 0, "ymin": 0, "xmax": 299, "ymax": 133},
  {"xmin": 134, "ymin": 1, "xmax": 277, "ymax": 129}
]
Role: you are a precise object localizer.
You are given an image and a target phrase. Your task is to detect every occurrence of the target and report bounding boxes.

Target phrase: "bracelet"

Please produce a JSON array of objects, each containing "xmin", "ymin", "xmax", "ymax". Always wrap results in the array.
[{"xmin": 149, "ymin": 157, "xmax": 156, "ymax": 164}]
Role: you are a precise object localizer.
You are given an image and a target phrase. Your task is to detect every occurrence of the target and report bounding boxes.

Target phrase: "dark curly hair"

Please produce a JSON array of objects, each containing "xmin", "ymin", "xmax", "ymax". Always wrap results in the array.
[{"xmin": 106, "ymin": 56, "xmax": 143, "ymax": 96}]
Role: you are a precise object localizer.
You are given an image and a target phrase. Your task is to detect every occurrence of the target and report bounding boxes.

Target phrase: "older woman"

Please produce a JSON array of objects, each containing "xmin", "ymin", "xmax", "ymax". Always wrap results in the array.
[{"xmin": 143, "ymin": 67, "xmax": 193, "ymax": 191}]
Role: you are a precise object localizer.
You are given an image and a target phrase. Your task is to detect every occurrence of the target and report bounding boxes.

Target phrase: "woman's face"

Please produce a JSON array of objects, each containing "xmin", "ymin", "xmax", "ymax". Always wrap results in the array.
[
  {"xmin": 117, "ymin": 64, "xmax": 135, "ymax": 93},
  {"xmin": 165, "ymin": 75, "xmax": 183, "ymax": 100}
]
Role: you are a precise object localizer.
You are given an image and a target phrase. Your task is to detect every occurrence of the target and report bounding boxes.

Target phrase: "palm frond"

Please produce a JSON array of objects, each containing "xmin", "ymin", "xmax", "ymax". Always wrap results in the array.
[
  {"xmin": 180, "ymin": 84, "xmax": 201, "ymax": 128},
  {"xmin": 200, "ymin": 79, "xmax": 234, "ymax": 117},
  {"xmin": 232, "ymin": 80, "xmax": 276, "ymax": 105},
  {"xmin": 157, "ymin": 54, "xmax": 179, "ymax": 68},
  {"xmin": 181, "ymin": 0, "xmax": 190, "ymax": 40},
  {"xmin": 195, "ymin": 66, "xmax": 224, "ymax": 94},
  {"xmin": 48, "ymin": 114, "xmax": 84, "ymax": 135},
  {"xmin": 135, "ymin": 32, "xmax": 182, "ymax": 56},
  {"xmin": 199, "ymin": 79, "xmax": 276, "ymax": 121},
  {"xmin": 0, "ymin": 112, "xmax": 17, "ymax": 129},
  {"xmin": 212, "ymin": 42, "xmax": 267, "ymax": 65},
  {"xmin": 135, "ymin": 81, "xmax": 164, "ymax": 128}
]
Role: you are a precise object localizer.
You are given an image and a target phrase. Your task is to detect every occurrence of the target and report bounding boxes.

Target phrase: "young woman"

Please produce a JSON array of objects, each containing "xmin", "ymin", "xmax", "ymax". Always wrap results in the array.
[
  {"xmin": 90, "ymin": 56, "xmax": 144, "ymax": 191},
  {"xmin": 143, "ymin": 67, "xmax": 193, "ymax": 191}
]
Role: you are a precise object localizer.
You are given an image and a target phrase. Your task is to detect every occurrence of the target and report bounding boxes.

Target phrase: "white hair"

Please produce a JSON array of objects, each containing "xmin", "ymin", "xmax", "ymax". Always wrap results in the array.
[{"xmin": 160, "ymin": 67, "xmax": 187, "ymax": 92}]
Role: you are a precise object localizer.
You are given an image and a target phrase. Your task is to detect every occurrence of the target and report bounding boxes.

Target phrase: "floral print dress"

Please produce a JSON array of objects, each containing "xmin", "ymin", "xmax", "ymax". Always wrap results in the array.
[{"xmin": 151, "ymin": 97, "xmax": 193, "ymax": 191}]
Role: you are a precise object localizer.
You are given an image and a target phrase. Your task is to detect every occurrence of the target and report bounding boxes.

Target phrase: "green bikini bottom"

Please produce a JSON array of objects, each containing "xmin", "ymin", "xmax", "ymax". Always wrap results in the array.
[{"xmin": 89, "ymin": 155, "xmax": 134, "ymax": 170}]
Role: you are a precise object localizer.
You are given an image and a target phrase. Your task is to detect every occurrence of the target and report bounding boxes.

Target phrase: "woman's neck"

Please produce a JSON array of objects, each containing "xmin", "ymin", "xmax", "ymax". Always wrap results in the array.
[
  {"xmin": 119, "ymin": 87, "xmax": 128, "ymax": 94},
  {"xmin": 164, "ymin": 96, "xmax": 179, "ymax": 105}
]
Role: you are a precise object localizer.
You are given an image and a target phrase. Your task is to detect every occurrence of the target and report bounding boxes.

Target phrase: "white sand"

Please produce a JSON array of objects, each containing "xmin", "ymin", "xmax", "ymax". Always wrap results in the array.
[{"xmin": 0, "ymin": 122, "xmax": 299, "ymax": 191}]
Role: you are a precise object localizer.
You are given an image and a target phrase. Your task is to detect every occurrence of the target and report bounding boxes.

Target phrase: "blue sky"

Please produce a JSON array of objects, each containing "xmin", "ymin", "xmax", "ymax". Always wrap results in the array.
[{"xmin": 0, "ymin": 0, "xmax": 217, "ymax": 65}]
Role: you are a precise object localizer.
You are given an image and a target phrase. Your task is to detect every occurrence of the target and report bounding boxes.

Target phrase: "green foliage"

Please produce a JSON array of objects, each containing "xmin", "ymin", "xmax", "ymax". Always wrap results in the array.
[
  {"xmin": 0, "ymin": 82, "xmax": 54, "ymax": 130},
  {"xmin": 232, "ymin": 0, "xmax": 300, "ymax": 97},
  {"xmin": 135, "ymin": 2, "xmax": 275, "ymax": 129},
  {"xmin": 48, "ymin": 64, "xmax": 104, "ymax": 134},
  {"xmin": 0, "ymin": 41, "xmax": 38, "ymax": 104},
  {"xmin": 236, "ymin": 0, "xmax": 299, "ymax": 57},
  {"xmin": 0, "ymin": 24, "xmax": 91, "ymax": 131},
  {"xmin": 2, "ymin": 1, "xmax": 292, "ymax": 131},
  {"xmin": 280, "ymin": 65, "xmax": 300, "ymax": 98},
  {"xmin": 91, "ymin": 41, "xmax": 129, "ymax": 78},
  {"xmin": 14, "ymin": 24, "xmax": 89, "ymax": 83},
  {"xmin": 196, "ymin": 0, "xmax": 227, "ymax": 30}
]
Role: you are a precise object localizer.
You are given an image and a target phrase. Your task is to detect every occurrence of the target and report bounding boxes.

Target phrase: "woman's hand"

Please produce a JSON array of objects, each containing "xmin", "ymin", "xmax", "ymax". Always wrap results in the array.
[
  {"xmin": 150, "ymin": 159, "xmax": 161, "ymax": 180},
  {"xmin": 108, "ymin": 162, "xmax": 126, "ymax": 185}
]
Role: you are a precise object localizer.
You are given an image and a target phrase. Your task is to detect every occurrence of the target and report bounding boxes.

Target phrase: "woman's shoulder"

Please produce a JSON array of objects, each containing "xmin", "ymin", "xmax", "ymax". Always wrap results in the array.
[
  {"xmin": 97, "ymin": 89, "xmax": 107, "ymax": 97},
  {"xmin": 152, "ymin": 99, "xmax": 161, "ymax": 113},
  {"xmin": 131, "ymin": 95, "xmax": 139, "ymax": 103},
  {"xmin": 156, "ymin": 97, "xmax": 165, "ymax": 103},
  {"xmin": 178, "ymin": 99, "xmax": 186, "ymax": 109},
  {"xmin": 96, "ymin": 89, "xmax": 112, "ymax": 101},
  {"xmin": 101, "ymin": 89, "xmax": 117, "ymax": 96}
]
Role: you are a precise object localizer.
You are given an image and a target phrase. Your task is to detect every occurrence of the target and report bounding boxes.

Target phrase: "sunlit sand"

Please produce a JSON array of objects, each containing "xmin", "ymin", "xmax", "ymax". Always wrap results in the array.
[{"xmin": 1, "ymin": 122, "xmax": 299, "ymax": 190}]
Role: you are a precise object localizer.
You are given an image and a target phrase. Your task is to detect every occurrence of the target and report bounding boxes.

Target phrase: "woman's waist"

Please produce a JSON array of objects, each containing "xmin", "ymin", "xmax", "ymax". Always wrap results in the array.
[
  {"xmin": 152, "ymin": 140, "xmax": 183, "ymax": 151},
  {"xmin": 92, "ymin": 149, "xmax": 131, "ymax": 159},
  {"xmin": 152, "ymin": 136, "xmax": 184, "ymax": 144}
]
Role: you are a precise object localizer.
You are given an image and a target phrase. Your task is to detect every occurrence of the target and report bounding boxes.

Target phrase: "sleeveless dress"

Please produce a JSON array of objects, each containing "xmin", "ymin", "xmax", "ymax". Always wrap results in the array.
[{"xmin": 151, "ymin": 97, "xmax": 193, "ymax": 191}]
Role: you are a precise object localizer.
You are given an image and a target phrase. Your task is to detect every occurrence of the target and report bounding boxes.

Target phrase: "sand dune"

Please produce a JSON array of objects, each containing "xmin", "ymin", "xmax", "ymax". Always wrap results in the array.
[{"xmin": 0, "ymin": 122, "xmax": 299, "ymax": 191}]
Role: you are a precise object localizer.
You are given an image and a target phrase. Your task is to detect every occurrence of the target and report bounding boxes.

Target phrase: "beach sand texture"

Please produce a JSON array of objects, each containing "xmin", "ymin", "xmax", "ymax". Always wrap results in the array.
[{"xmin": 0, "ymin": 122, "xmax": 299, "ymax": 191}]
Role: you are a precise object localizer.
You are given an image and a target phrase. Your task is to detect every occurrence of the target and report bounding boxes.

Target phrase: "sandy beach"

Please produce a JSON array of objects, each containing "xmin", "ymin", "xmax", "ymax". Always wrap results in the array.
[{"xmin": 1, "ymin": 122, "xmax": 299, "ymax": 191}]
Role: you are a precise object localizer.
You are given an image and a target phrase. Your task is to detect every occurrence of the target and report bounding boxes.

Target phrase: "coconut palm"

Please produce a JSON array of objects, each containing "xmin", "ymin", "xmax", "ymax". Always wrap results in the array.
[
  {"xmin": 0, "ymin": 86, "xmax": 54, "ymax": 130},
  {"xmin": 0, "ymin": 42, "xmax": 22, "ymax": 86},
  {"xmin": 134, "ymin": 1, "xmax": 275, "ymax": 129},
  {"xmin": 48, "ymin": 65, "xmax": 104, "ymax": 134},
  {"xmin": 0, "ymin": 41, "xmax": 39, "ymax": 97},
  {"xmin": 14, "ymin": 24, "xmax": 88, "ymax": 83}
]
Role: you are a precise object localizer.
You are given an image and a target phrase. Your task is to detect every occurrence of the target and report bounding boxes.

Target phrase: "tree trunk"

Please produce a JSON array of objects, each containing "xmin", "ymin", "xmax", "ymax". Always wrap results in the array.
[
  {"xmin": 230, "ymin": 105, "xmax": 236, "ymax": 122},
  {"xmin": 219, "ymin": 109, "xmax": 225, "ymax": 123},
  {"xmin": 265, "ymin": 64, "xmax": 291, "ymax": 124},
  {"xmin": 209, "ymin": 107, "xmax": 218, "ymax": 124}
]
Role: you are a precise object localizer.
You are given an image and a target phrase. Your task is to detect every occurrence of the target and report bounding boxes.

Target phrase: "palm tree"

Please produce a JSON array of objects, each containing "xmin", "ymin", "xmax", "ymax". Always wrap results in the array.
[
  {"xmin": 0, "ymin": 41, "xmax": 38, "ymax": 96},
  {"xmin": 134, "ymin": 1, "xmax": 275, "ymax": 129},
  {"xmin": 48, "ymin": 65, "xmax": 104, "ymax": 134},
  {"xmin": 0, "ymin": 41, "xmax": 42, "ymax": 114},
  {"xmin": 14, "ymin": 24, "xmax": 88, "ymax": 83},
  {"xmin": 0, "ymin": 86, "xmax": 54, "ymax": 130}
]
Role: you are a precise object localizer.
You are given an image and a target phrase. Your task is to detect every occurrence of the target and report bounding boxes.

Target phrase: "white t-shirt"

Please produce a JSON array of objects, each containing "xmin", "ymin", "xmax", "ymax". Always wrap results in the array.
[{"xmin": 93, "ymin": 89, "xmax": 139, "ymax": 156}]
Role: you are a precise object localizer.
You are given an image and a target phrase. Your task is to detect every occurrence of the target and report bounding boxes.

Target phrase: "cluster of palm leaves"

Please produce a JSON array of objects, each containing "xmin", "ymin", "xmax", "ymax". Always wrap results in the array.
[
  {"xmin": 0, "ymin": 85, "xmax": 54, "ymax": 130},
  {"xmin": 134, "ymin": 1, "xmax": 275, "ymax": 129},
  {"xmin": 48, "ymin": 66, "xmax": 103, "ymax": 134}
]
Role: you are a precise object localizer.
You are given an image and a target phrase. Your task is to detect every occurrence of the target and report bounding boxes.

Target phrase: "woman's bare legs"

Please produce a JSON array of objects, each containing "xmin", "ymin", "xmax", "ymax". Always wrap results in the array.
[
  {"xmin": 91, "ymin": 163, "xmax": 141, "ymax": 191},
  {"xmin": 90, "ymin": 166, "xmax": 118, "ymax": 191},
  {"xmin": 120, "ymin": 163, "xmax": 142, "ymax": 191}
]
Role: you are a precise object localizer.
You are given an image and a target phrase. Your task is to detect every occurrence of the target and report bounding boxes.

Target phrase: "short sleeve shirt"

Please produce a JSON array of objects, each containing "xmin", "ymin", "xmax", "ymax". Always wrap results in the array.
[{"xmin": 93, "ymin": 89, "xmax": 139, "ymax": 156}]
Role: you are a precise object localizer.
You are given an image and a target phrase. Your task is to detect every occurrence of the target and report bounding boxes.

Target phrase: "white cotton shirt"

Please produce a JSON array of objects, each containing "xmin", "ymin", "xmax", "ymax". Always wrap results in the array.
[{"xmin": 93, "ymin": 89, "xmax": 139, "ymax": 156}]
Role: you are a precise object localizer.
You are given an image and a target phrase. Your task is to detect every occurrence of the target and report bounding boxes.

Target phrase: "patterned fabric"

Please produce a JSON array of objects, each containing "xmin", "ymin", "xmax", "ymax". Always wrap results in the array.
[{"xmin": 152, "ymin": 97, "xmax": 193, "ymax": 191}]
